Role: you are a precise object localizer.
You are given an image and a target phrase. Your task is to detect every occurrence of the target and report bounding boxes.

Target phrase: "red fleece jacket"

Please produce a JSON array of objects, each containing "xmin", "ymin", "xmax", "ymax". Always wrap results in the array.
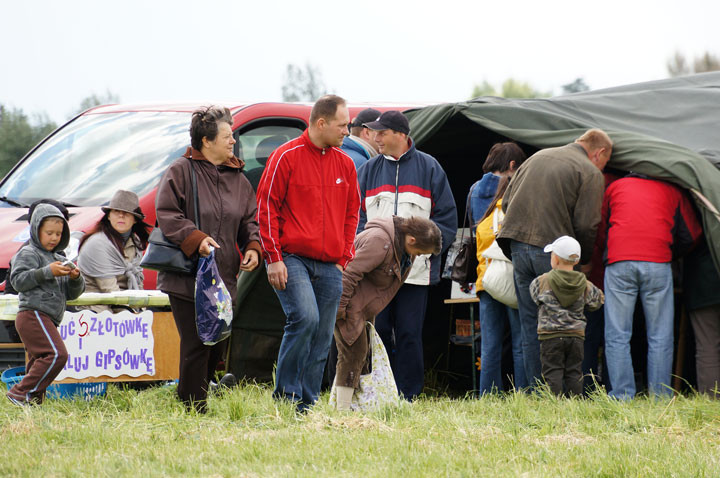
[
  {"xmin": 256, "ymin": 130, "xmax": 360, "ymax": 267},
  {"xmin": 597, "ymin": 177, "xmax": 701, "ymax": 265}
]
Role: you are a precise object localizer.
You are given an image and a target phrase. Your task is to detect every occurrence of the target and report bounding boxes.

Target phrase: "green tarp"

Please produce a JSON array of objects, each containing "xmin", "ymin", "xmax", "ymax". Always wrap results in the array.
[{"xmin": 405, "ymin": 71, "xmax": 720, "ymax": 271}]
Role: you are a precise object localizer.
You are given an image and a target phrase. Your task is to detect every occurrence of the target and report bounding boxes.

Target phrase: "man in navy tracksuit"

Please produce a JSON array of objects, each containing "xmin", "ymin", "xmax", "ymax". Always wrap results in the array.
[{"xmin": 357, "ymin": 111, "xmax": 457, "ymax": 399}]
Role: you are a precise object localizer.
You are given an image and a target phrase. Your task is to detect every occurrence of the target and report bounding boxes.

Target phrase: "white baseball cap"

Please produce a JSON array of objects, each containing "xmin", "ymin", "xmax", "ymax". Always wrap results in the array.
[{"xmin": 544, "ymin": 235, "xmax": 581, "ymax": 262}]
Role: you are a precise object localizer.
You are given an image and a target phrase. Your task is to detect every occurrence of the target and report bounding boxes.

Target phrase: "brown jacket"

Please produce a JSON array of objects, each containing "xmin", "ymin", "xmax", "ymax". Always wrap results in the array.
[
  {"xmin": 155, "ymin": 147, "xmax": 262, "ymax": 302},
  {"xmin": 498, "ymin": 143, "xmax": 604, "ymax": 264},
  {"xmin": 336, "ymin": 216, "xmax": 412, "ymax": 345}
]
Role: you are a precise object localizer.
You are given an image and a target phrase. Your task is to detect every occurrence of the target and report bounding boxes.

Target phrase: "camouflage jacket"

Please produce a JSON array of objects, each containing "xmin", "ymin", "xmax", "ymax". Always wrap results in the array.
[{"xmin": 529, "ymin": 272, "xmax": 604, "ymax": 339}]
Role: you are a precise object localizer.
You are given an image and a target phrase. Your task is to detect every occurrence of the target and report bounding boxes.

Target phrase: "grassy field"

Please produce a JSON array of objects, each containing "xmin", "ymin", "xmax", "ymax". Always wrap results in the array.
[{"xmin": 1, "ymin": 382, "xmax": 719, "ymax": 477}]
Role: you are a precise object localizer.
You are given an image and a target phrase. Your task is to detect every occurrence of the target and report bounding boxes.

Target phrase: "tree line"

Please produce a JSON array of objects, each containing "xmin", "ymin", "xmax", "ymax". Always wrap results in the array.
[{"xmin": 1, "ymin": 53, "xmax": 718, "ymax": 180}]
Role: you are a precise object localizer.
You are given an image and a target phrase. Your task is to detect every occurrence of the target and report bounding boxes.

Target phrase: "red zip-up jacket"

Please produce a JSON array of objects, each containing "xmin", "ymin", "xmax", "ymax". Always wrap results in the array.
[
  {"xmin": 256, "ymin": 130, "xmax": 360, "ymax": 267},
  {"xmin": 597, "ymin": 177, "xmax": 701, "ymax": 265}
]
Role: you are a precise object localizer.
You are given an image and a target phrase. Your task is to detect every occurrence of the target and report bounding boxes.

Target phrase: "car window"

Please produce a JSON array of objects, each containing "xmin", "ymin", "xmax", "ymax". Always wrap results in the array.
[
  {"xmin": 236, "ymin": 123, "xmax": 303, "ymax": 190},
  {"xmin": 0, "ymin": 112, "xmax": 190, "ymax": 207}
]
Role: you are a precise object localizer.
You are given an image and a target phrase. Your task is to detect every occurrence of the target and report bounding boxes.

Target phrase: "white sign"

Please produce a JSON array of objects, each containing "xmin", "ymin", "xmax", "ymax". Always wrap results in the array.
[{"xmin": 55, "ymin": 310, "xmax": 155, "ymax": 380}]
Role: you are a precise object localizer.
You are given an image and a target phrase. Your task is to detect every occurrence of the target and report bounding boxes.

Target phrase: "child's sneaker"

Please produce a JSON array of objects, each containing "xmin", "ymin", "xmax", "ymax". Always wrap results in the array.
[{"xmin": 6, "ymin": 394, "xmax": 29, "ymax": 407}]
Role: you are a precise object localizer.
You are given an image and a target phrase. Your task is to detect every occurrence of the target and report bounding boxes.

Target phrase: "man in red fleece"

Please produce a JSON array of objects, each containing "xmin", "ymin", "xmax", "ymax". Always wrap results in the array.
[
  {"xmin": 598, "ymin": 174, "xmax": 701, "ymax": 399},
  {"xmin": 256, "ymin": 95, "xmax": 360, "ymax": 411}
]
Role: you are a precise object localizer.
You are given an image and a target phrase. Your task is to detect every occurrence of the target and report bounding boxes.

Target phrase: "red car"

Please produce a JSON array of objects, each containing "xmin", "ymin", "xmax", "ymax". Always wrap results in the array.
[{"xmin": 0, "ymin": 101, "xmax": 415, "ymax": 292}]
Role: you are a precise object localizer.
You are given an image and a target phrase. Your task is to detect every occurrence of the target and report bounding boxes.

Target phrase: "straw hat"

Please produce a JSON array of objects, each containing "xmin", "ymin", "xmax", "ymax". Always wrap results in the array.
[{"xmin": 101, "ymin": 190, "xmax": 145, "ymax": 220}]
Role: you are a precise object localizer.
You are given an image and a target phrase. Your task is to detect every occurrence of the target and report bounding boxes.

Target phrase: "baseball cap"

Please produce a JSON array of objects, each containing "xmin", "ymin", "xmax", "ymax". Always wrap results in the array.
[
  {"xmin": 543, "ymin": 235, "xmax": 581, "ymax": 262},
  {"xmin": 350, "ymin": 108, "xmax": 381, "ymax": 128},
  {"xmin": 364, "ymin": 110, "xmax": 410, "ymax": 135}
]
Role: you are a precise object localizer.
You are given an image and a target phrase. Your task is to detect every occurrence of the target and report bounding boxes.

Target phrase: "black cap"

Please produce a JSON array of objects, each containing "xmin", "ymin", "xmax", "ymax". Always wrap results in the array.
[
  {"xmin": 364, "ymin": 110, "xmax": 410, "ymax": 135},
  {"xmin": 350, "ymin": 108, "xmax": 381, "ymax": 128}
]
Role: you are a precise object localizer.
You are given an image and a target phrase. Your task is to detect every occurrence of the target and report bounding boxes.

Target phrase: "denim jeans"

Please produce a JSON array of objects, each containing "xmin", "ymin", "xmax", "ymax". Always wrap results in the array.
[
  {"xmin": 510, "ymin": 241, "xmax": 552, "ymax": 389},
  {"xmin": 272, "ymin": 254, "xmax": 342, "ymax": 408},
  {"xmin": 604, "ymin": 261, "xmax": 674, "ymax": 399},
  {"xmin": 478, "ymin": 291, "xmax": 527, "ymax": 394}
]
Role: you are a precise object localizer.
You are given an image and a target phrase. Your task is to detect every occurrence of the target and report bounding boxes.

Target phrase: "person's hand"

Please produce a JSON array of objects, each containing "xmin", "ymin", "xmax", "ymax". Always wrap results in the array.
[
  {"xmin": 198, "ymin": 236, "xmax": 220, "ymax": 257},
  {"xmin": 239, "ymin": 249, "xmax": 259, "ymax": 272},
  {"xmin": 335, "ymin": 264, "xmax": 343, "ymax": 272},
  {"xmin": 69, "ymin": 267, "xmax": 81, "ymax": 279},
  {"xmin": 267, "ymin": 261, "xmax": 288, "ymax": 290},
  {"xmin": 49, "ymin": 261, "xmax": 72, "ymax": 277}
]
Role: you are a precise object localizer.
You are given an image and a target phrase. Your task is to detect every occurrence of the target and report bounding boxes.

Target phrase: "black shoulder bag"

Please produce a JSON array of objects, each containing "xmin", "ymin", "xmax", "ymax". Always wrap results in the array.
[
  {"xmin": 450, "ymin": 184, "xmax": 479, "ymax": 285},
  {"xmin": 140, "ymin": 158, "xmax": 200, "ymax": 275}
]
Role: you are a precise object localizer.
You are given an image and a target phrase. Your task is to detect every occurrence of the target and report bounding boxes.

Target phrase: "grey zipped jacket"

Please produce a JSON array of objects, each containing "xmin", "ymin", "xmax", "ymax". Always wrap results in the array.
[{"xmin": 10, "ymin": 204, "xmax": 85, "ymax": 324}]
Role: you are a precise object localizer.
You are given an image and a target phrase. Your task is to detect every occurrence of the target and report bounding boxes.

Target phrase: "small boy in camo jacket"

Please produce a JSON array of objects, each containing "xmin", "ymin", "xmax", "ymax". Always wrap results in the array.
[{"xmin": 530, "ymin": 236, "xmax": 604, "ymax": 397}]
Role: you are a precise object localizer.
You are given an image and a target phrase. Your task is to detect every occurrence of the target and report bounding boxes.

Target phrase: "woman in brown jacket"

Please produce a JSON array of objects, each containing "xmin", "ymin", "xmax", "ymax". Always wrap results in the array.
[
  {"xmin": 155, "ymin": 106, "xmax": 262, "ymax": 413},
  {"xmin": 334, "ymin": 215, "xmax": 441, "ymax": 410}
]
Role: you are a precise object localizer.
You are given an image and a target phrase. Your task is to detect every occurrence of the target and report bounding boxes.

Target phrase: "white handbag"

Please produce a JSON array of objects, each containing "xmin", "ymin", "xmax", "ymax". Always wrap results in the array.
[
  {"xmin": 329, "ymin": 322, "xmax": 400, "ymax": 412},
  {"xmin": 481, "ymin": 209, "xmax": 518, "ymax": 309}
]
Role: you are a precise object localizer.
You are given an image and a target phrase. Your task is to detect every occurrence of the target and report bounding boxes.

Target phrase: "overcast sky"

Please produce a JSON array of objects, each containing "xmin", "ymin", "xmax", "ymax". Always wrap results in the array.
[{"xmin": 2, "ymin": 0, "xmax": 718, "ymax": 124}]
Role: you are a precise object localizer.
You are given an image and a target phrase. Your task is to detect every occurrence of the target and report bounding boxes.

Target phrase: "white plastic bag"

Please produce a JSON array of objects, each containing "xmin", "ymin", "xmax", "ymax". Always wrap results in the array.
[
  {"xmin": 481, "ymin": 209, "xmax": 518, "ymax": 308},
  {"xmin": 330, "ymin": 322, "xmax": 399, "ymax": 412}
]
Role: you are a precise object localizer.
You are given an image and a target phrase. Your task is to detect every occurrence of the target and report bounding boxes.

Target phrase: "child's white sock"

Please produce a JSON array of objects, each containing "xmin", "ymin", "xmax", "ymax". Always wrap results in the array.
[{"xmin": 335, "ymin": 386, "xmax": 354, "ymax": 411}]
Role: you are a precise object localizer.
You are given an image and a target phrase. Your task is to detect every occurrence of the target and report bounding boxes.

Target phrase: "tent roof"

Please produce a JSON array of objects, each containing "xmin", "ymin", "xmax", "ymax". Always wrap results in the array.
[{"xmin": 405, "ymin": 71, "xmax": 720, "ymax": 270}]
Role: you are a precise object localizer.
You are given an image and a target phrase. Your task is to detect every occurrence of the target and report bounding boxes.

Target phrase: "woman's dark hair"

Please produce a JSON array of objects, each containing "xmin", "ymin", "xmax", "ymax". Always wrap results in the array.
[
  {"xmin": 482, "ymin": 142, "xmax": 528, "ymax": 174},
  {"xmin": 397, "ymin": 216, "xmax": 442, "ymax": 255},
  {"xmin": 480, "ymin": 175, "xmax": 511, "ymax": 223},
  {"xmin": 79, "ymin": 211, "xmax": 151, "ymax": 254},
  {"xmin": 190, "ymin": 106, "xmax": 233, "ymax": 150},
  {"xmin": 27, "ymin": 199, "xmax": 70, "ymax": 222}
]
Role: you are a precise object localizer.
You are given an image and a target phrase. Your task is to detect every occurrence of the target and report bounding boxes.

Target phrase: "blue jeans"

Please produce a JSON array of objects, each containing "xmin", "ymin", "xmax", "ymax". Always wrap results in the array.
[
  {"xmin": 510, "ymin": 241, "xmax": 552, "ymax": 390},
  {"xmin": 272, "ymin": 254, "xmax": 342, "ymax": 408},
  {"xmin": 375, "ymin": 284, "xmax": 429, "ymax": 400},
  {"xmin": 604, "ymin": 261, "xmax": 674, "ymax": 399},
  {"xmin": 478, "ymin": 291, "xmax": 527, "ymax": 394}
]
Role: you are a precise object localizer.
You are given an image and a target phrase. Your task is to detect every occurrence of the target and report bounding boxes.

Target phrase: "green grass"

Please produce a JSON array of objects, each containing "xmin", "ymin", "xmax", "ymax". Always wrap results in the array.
[{"xmin": 1, "ymin": 382, "xmax": 719, "ymax": 477}]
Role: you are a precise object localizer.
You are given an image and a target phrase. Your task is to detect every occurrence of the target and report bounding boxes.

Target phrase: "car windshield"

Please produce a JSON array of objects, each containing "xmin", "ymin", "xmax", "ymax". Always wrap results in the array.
[{"xmin": 0, "ymin": 111, "xmax": 190, "ymax": 207}]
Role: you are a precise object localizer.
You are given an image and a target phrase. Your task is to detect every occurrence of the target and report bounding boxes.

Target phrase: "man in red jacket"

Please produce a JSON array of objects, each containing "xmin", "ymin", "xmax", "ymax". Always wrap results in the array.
[
  {"xmin": 598, "ymin": 174, "xmax": 701, "ymax": 399},
  {"xmin": 256, "ymin": 95, "xmax": 360, "ymax": 411}
]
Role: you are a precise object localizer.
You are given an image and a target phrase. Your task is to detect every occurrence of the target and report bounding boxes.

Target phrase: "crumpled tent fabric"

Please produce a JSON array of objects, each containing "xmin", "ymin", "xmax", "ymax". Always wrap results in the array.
[{"xmin": 405, "ymin": 71, "xmax": 720, "ymax": 271}]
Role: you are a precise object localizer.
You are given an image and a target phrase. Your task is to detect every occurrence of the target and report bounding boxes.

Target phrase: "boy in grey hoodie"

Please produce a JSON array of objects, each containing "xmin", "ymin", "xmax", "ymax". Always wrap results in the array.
[
  {"xmin": 529, "ymin": 236, "xmax": 604, "ymax": 397},
  {"xmin": 6, "ymin": 204, "xmax": 85, "ymax": 406}
]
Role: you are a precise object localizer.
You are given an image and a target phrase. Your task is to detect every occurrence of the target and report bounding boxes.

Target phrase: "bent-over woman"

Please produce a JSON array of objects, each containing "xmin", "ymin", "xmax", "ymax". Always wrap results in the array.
[
  {"xmin": 155, "ymin": 106, "xmax": 261, "ymax": 413},
  {"xmin": 334, "ymin": 216, "xmax": 441, "ymax": 410}
]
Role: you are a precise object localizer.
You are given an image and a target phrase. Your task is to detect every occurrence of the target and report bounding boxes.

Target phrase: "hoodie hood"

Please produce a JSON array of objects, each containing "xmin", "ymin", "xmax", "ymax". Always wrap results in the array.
[
  {"xmin": 547, "ymin": 269, "xmax": 587, "ymax": 307},
  {"xmin": 29, "ymin": 203, "xmax": 70, "ymax": 253}
]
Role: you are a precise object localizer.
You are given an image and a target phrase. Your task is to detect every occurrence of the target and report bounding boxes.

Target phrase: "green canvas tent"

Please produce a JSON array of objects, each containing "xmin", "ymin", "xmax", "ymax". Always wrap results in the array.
[
  {"xmin": 229, "ymin": 72, "xmax": 720, "ymax": 383},
  {"xmin": 405, "ymin": 71, "xmax": 720, "ymax": 271}
]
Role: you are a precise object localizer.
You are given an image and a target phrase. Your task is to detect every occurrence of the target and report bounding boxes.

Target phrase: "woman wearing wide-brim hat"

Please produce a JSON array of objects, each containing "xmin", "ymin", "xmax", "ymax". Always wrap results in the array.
[{"xmin": 77, "ymin": 189, "xmax": 151, "ymax": 312}]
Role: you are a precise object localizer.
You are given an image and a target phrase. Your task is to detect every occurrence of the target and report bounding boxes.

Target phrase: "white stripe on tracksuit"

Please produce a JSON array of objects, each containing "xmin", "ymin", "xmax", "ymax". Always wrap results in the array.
[{"xmin": 27, "ymin": 310, "xmax": 60, "ymax": 401}]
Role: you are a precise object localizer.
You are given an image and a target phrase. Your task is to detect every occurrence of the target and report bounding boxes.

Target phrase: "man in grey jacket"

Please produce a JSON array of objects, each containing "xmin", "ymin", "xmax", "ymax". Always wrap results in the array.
[
  {"xmin": 6, "ymin": 204, "xmax": 85, "ymax": 406},
  {"xmin": 497, "ymin": 129, "xmax": 612, "ymax": 389}
]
